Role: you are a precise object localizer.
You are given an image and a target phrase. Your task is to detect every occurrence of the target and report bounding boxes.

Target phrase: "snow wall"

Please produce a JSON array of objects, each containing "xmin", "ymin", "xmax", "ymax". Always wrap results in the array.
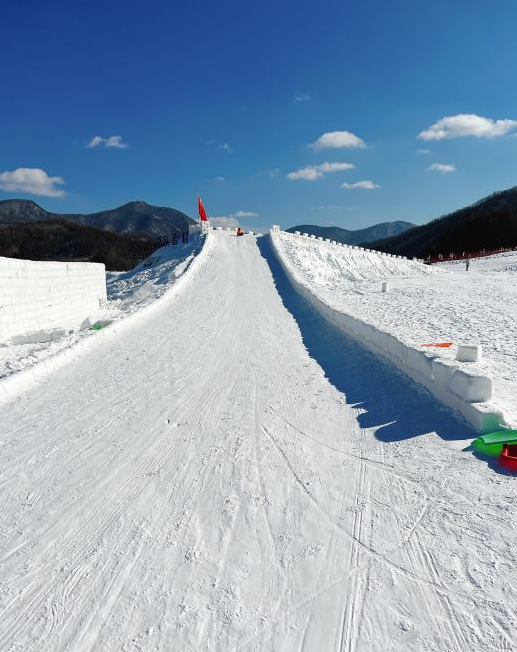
[
  {"xmin": 270, "ymin": 228, "xmax": 505, "ymax": 434},
  {"xmin": 0, "ymin": 233, "xmax": 211, "ymax": 407},
  {"xmin": 0, "ymin": 257, "xmax": 107, "ymax": 342}
]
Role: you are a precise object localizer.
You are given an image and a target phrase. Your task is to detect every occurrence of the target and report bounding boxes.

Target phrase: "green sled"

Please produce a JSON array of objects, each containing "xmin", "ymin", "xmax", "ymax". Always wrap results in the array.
[{"xmin": 472, "ymin": 430, "xmax": 517, "ymax": 457}]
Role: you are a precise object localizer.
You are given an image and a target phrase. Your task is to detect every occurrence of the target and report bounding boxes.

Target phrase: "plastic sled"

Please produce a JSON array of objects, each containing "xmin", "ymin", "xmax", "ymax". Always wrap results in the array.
[
  {"xmin": 472, "ymin": 430, "xmax": 517, "ymax": 457},
  {"xmin": 500, "ymin": 444, "xmax": 517, "ymax": 472}
]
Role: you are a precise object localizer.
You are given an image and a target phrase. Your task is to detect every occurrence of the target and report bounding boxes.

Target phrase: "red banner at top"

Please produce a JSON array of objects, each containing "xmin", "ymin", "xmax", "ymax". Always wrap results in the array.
[{"xmin": 198, "ymin": 196, "xmax": 208, "ymax": 221}]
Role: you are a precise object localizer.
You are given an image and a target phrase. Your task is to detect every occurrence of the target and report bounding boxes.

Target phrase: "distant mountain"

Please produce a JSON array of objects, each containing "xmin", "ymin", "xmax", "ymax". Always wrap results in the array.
[
  {"xmin": 0, "ymin": 199, "xmax": 195, "ymax": 239},
  {"xmin": 286, "ymin": 221, "xmax": 415, "ymax": 245},
  {"xmin": 369, "ymin": 186, "xmax": 517, "ymax": 258},
  {"xmin": 0, "ymin": 219, "xmax": 155, "ymax": 271},
  {"xmin": 0, "ymin": 199, "xmax": 49, "ymax": 224}
]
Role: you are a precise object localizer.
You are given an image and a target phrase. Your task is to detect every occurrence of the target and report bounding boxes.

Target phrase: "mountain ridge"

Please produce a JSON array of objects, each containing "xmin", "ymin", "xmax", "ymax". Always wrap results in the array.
[
  {"xmin": 0, "ymin": 199, "xmax": 195, "ymax": 239},
  {"xmin": 368, "ymin": 185, "xmax": 517, "ymax": 257},
  {"xmin": 286, "ymin": 220, "xmax": 415, "ymax": 245}
]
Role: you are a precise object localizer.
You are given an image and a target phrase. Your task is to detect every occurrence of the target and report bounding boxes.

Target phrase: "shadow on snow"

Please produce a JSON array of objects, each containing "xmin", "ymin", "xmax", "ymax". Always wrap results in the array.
[{"xmin": 257, "ymin": 235, "xmax": 473, "ymax": 444}]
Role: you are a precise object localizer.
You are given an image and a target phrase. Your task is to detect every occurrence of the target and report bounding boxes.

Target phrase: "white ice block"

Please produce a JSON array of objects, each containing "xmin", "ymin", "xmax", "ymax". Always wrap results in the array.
[
  {"xmin": 450, "ymin": 369, "xmax": 492, "ymax": 402},
  {"xmin": 456, "ymin": 344, "xmax": 482, "ymax": 362}
]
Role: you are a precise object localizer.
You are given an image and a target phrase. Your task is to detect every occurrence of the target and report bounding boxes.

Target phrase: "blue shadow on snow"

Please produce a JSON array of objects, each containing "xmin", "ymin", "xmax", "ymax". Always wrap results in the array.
[{"xmin": 257, "ymin": 235, "xmax": 474, "ymax": 443}]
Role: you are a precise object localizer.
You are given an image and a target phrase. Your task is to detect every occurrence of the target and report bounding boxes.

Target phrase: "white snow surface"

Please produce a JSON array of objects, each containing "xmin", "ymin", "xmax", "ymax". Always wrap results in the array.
[
  {"xmin": 272, "ymin": 231, "xmax": 517, "ymax": 429},
  {"xmin": 0, "ymin": 237, "xmax": 205, "ymax": 389},
  {"xmin": 1, "ymin": 230, "xmax": 516, "ymax": 651}
]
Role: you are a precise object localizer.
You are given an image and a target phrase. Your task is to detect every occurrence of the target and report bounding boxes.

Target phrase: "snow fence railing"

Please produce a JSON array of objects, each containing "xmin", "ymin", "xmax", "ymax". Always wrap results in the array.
[
  {"xmin": 270, "ymin": 228, "xmax": 505, "ymax": 433},
  {"xmin": 272, "ymin": 227, "xmax": 426, "ymax": 263},
  {"xmin": 0, "ymin": 233, "xmax": 212, "ymax": 408}
]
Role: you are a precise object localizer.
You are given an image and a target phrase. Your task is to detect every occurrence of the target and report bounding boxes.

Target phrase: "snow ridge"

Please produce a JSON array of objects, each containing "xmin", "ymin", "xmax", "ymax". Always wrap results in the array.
[{"xmin": 271, "ymin": 228, "xmax": 506, "ymax": 433}]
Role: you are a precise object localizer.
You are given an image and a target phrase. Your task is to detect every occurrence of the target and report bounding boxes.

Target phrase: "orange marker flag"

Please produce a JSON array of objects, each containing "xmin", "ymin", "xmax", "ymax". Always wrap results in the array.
[{"xmin": 420, "ymin": 342, "xmax": 453, "ymax": 348}]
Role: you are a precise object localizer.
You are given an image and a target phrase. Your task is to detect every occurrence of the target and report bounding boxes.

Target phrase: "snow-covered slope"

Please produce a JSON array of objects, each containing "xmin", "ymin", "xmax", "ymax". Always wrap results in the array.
[
  {"xmin": 106, "ymin": 237, "xmax": 204, "ymax": 313},
  {"xmin": 280, "ymin": 233, "xmax": 432, "ymax": 285},
  {"xmin": 0, "ymin": 236, "xmax": 205, "ymax": 400},
  {"xmin": 1, "ymin": 231, "xmax": 516, "ymax": 651},
  {"xmin": 271, "ymin": 230, "xmax": 516, "ymax": 430}
]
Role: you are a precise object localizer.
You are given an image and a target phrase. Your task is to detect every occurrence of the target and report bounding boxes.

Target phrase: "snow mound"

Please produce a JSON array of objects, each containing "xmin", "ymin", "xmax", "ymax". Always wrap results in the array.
[
  {"xmin": 278, "ymin": 231, "xmax": 435, "ymax": 289},
  {"xmin": 106, "ymin": 238, "xmax": 204, "ymax": 313}
]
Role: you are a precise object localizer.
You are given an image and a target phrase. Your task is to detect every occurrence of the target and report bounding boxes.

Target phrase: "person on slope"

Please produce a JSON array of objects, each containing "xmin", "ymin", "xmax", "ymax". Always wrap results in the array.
[{"xmin": 236, "ymin": 227, "xmax": 244, "ymax": 237}]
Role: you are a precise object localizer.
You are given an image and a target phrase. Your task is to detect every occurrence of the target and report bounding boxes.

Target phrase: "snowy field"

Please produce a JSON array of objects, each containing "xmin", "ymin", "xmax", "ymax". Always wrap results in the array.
[
  {"xmin": 272, "ymin": 231, "xmax": 517, "ymax": 429},
  {"xmin": 1, "ymin": 230, "xmax": 516, "ymax": 651},
  {"xmin": 0, "ymin": 237, "xmax": 205, "ymax": 397}
]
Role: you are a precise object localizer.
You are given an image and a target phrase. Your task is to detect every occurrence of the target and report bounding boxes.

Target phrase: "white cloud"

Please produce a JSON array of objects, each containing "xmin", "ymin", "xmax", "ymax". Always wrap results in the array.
[
  {"xmin": 286, "ymin": 168, "xmax": 319, "ymax": 181},
  {"xmin": 87, "ymin": 136, "xmax": 104, "ymax": 148},
  {"xmin": 418, "ymin": 114, "xmax": 517, "ymax": 140},
  {"xmin": 105, "ymin": 135, "xmax": 128, "ymax": 148},
  {"xmin": 294, "ymin": 93, "xmax": 311, "ymax": 103},
  {"xmin": 87, "ymin": 134, "xmax": 128, "ymax": 149},
  {"xmin": 210, "ymin": 217, "xmax": 240, "ymax": 228},
  {"xmin": 0, "ymin": 167, "xmax": 65, "ymax": 197},
  {"xmin": 213, "ymin": 176, "xmax": 226, "ymax": 182},
  {"xmin": 415, "ymin": 148, "xmax": 431, "ymax": 155},
  {"xmin": 218, "ymin": 142, "xmax": 231, "ymax": 153},
  {"xmin": 310, "ymin": 130, "xmax": 366, "ymax": 150},
  {"xmin": 313, "ymin": 205, "xmax": 362, "ymax": 211},
  {"xmin": 207, "ymin": 140, "xmax": 232, "ymax": 153},
  {"xmin": 427, "ymin": 163, "xmax": 456, "ymax": 173},
  {"xmin": 342, "ymin": 180, "xmax": 380, "ymax": 190},
  {"xmin": 287, "ymin": 161, "xmax": 354, "ymax": 181},
  {"xmin": 211, "ymin": 210, "xmax": 259, "ymax": 226},
  {"xmin": 233, "ymin": 210, "xmax": 258, "ymax": 218}
]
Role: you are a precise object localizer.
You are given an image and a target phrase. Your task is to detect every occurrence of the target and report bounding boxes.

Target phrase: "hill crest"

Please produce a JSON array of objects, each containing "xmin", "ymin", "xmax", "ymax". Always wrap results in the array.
[{"xmin": 0, "ymin": 199, "xmax": 195, "ymax": 239}]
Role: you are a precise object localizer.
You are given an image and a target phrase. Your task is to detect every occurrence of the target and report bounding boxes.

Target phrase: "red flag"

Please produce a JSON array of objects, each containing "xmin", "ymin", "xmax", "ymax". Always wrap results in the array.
[{"xmin": 198, "ymin": 196, "xmax": 208, "ymax": 221}]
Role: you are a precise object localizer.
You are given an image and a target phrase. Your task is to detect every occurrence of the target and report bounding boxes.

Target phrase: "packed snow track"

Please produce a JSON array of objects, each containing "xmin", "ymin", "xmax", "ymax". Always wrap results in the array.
[{"xmin": 1, "ymin": 231, "xmax": 516, "ymax": 651}]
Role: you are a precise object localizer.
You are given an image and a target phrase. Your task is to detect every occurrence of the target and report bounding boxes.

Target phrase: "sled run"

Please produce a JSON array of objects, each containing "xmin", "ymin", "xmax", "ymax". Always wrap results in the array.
[{"xmin": 1, "ymin": 230, "xmax": 516, "ymax": 651}]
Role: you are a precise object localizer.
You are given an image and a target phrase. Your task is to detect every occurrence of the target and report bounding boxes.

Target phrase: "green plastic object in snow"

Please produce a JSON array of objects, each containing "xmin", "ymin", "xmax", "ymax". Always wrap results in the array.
[
  {"xmin": 90, "ymin": 322, "xmax": 103, "ymax": 331},
  {"xmin": 472, "ymin": 430, "xmax": 517, "ymax": 457}
]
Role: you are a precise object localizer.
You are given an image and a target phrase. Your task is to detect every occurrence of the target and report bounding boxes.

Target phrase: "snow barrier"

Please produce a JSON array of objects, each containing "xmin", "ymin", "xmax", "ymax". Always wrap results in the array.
[
  {"xmin": 270, "ymin": 230, "xmax": 504, "ymax": 433},
  {"xmin": 0, "ymin": 257, "xmax": 106, "ymax": 343},
  {"xmin": 0, "ymin": 234, "xmax": 211, "ymax": 407}
]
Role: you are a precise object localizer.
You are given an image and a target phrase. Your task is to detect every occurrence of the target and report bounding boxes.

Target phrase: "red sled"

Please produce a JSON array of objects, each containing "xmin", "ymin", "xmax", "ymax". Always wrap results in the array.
[{"xmin": 500, "ymin": 444, "xmax": 517, "ymax": 472}]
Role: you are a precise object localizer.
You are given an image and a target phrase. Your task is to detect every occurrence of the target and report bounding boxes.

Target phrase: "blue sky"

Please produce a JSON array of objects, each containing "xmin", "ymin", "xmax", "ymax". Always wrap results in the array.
[{"xmin": 1, "ymin": 0, "xmax": 517, "ymax": 232}]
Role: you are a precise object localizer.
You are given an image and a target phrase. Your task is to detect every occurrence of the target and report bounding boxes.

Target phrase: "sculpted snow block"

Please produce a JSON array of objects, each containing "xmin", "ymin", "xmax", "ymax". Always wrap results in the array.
[{"xmin": 0, "ymin": 257, "xmax": 106, "ymax": 342}]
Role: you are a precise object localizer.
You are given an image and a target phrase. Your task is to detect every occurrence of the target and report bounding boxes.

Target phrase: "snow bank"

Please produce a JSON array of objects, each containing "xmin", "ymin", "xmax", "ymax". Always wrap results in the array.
[
  {"xmin": 0, "ymin": 257, "xmax": 106, "ymax": 343},
  {"xmin": 106, "ymin": 238, "xmax": 204, "ymax": 313},
  {"xmin": 0, "ymin": 234, "xmax": 209, "ymax": 405},
  {"xmin": 271, "ymin": 229, "xmax": 505, "ymax": 433}
]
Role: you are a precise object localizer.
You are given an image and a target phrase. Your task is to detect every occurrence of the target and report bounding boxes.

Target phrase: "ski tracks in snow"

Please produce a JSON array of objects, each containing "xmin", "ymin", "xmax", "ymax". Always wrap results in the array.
[{"xmin": 1, "ymin": 232, "xmax": 516, "ymax": 651}]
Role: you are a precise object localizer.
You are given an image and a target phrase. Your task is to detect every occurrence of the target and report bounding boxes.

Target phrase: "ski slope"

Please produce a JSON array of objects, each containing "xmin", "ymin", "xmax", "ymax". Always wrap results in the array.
[{"xmin": 1, "ymin": 231, "xmax": 516, "ymax": 651}]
